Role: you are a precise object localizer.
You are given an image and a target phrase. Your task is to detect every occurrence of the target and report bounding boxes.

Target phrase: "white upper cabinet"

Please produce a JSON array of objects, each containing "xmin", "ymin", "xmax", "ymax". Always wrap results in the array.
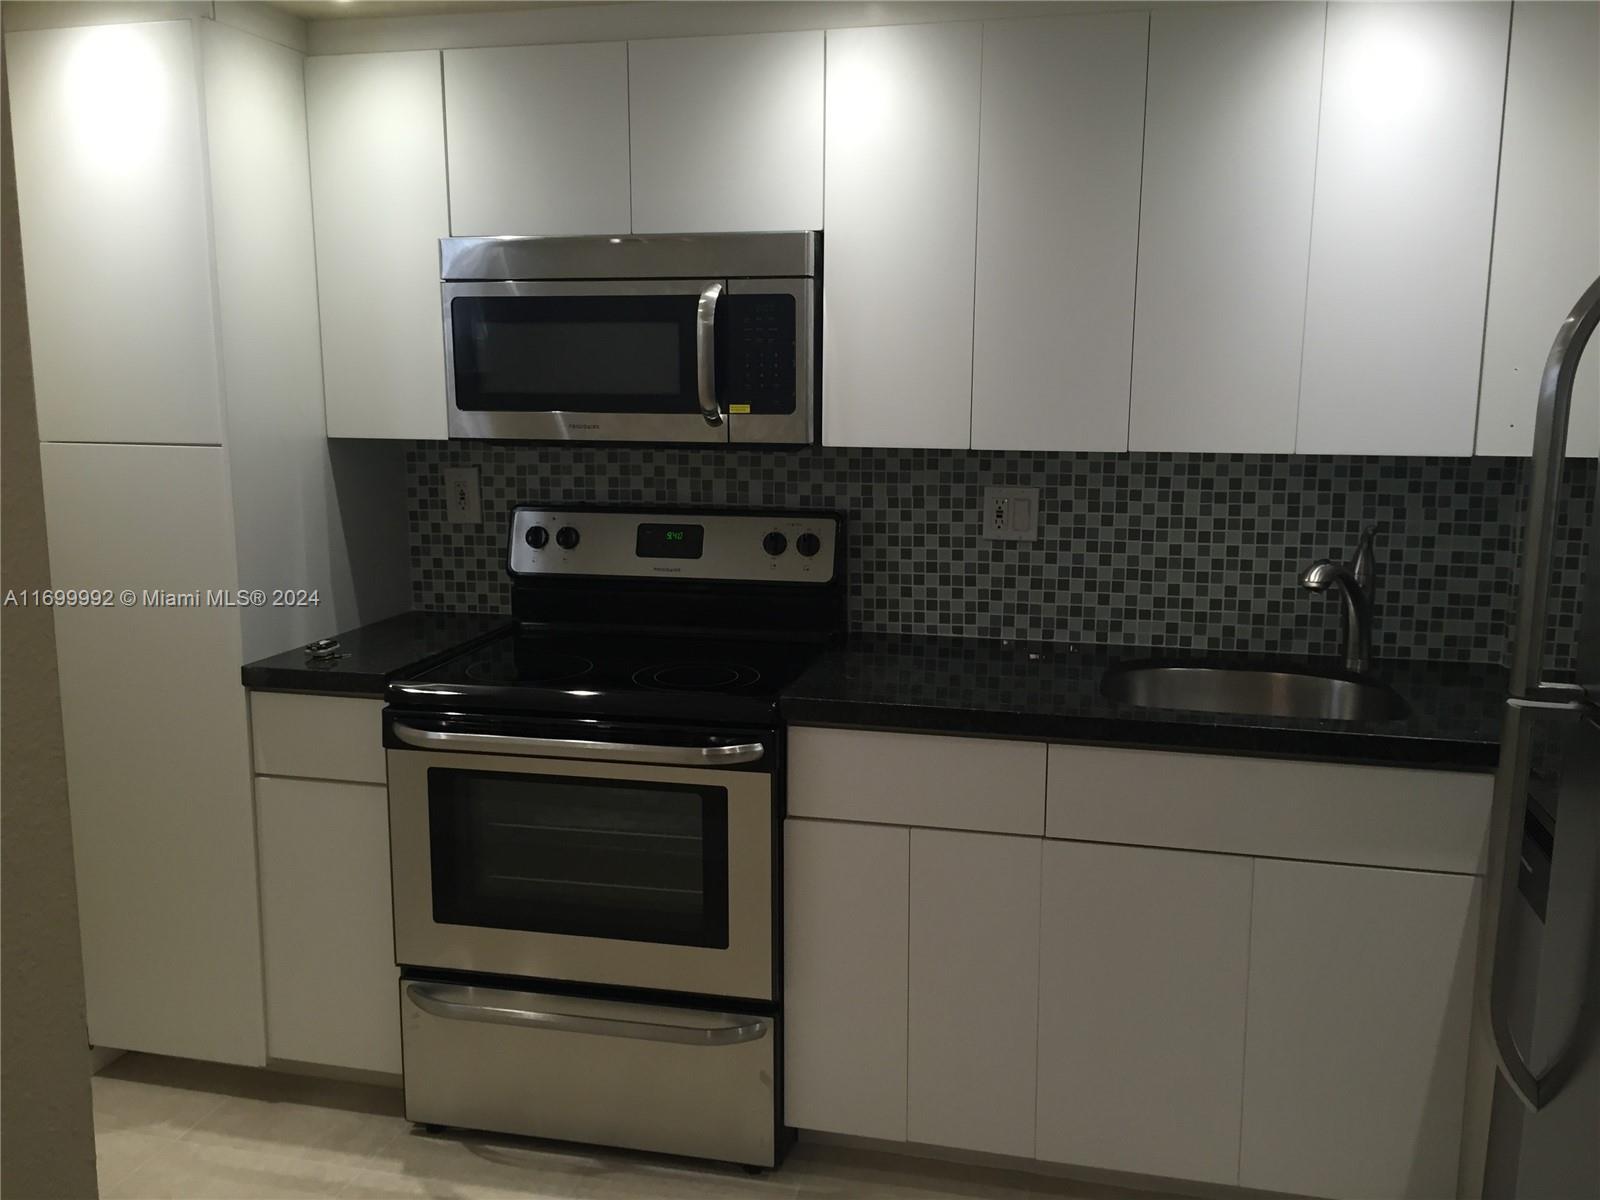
[
  {"xmin": 1296, "ymin": 2, "xmax": 1511, "ymax": 455},
  {"xmin": 823, "ymin": 22, "xmax": 981, "ymax": 449},
  {"xmin": 444, "ymin": 42, "xmax": 631, "ymax": 236},
  {"xmin": 1129, "ymin": 3, "xmax": 1325, "ymax": 452},
  {"xmin": 5, "ymin": 21, "xmax": 222, "ymax": 445},
  {"xmin": 1478, "ymin": 0, "xmax": 1599, "ymax": 458},
  {"xmin": 629, "ymin": 31, "xmax": 823, "ymax": 234},
  {"xmin": 307, "ymin": 51, "xmax": 449, "ymax": 440},
  {"xmin": 971, "ymin": 13, "xmax": 1147, "ymax": 452}
]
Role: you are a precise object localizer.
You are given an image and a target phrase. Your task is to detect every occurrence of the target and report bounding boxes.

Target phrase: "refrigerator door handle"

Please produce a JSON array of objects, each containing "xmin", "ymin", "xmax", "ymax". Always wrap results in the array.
[
  {"xmin": 1485, "ymin": 701, "xmax": 1598, "ymax": 1112},
  {"xmin": 1508, "ymin": 274, "xmax": 1600, "ymax": 698}
]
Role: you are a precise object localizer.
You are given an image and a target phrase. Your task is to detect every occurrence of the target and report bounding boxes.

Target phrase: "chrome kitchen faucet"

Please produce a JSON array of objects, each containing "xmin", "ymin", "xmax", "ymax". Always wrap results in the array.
[{"xmin": 1300, "ymin": 526, "xmax": 1379, "ymax": 674}]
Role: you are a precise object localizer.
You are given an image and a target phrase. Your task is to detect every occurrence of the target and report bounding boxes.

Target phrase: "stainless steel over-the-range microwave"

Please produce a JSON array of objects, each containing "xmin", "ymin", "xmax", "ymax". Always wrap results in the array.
[{"xmin": 441, "ymin": 232, "xmax": 819, "ymax": 445}]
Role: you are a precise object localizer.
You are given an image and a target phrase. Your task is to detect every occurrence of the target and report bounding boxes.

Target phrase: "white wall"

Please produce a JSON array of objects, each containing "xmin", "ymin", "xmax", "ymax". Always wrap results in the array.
[{"xmin": 0, "ymin": 53, "xmax": 99, "ymax": 1200}]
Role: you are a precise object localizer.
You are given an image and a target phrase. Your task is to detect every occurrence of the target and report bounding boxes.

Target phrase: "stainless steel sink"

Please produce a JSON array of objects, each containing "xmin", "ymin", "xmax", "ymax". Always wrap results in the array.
[{"xmin": 1101, "ymin": 664, "xmax": 1409, "ymax": 723}]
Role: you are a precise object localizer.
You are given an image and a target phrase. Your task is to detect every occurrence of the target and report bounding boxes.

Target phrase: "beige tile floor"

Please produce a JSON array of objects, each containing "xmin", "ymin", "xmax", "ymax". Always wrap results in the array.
[{"xmin": 92, "ymin": 1054, "xmax": 1188, "ymax": 1200}]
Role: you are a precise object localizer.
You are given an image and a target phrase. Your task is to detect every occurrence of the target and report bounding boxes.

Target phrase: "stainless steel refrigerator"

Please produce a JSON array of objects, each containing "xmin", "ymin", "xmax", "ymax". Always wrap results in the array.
[{"xmin": 1479, "ymin": 275, "xmax": 1600, "ymax": 1200}]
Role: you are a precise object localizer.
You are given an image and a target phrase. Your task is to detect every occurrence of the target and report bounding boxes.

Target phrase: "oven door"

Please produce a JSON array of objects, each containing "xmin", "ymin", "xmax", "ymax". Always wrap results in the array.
[
  {"xmin": 386, "ymin": 719, "xmax": 773, "ymax": 1002},
  {"xmin": 442, "ymin": 279, "xmax": 730, "ymax": 443}
]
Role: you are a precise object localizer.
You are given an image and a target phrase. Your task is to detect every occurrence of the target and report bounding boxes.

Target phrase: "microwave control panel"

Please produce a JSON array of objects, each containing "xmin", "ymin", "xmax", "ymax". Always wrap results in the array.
[
  {"xmin": 720, "ymin": 294, "xmax": 797, "ymax": 415},
  {"xmin": 509, "ymin": 508, "xmax": 838, "ymax": 584}
]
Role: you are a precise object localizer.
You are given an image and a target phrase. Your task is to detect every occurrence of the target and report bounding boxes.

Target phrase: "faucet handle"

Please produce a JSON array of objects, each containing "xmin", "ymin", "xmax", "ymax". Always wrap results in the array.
[{"xmin": 1351, "ymin": 525, "xmax": 1379, "ymax": 593}]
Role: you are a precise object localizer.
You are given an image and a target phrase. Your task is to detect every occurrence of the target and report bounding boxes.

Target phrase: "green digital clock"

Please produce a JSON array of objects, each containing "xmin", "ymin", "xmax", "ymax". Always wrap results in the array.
[{"xmin": 635, "ymin": 523, "xmax": 705, "ymax": 560}]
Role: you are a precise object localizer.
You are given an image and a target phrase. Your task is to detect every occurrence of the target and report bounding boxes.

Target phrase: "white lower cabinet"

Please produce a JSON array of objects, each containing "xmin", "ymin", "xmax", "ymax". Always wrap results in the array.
[
  {"xmin": 908, "ymin": 830, "xmax": 1040, "ymax": 1157},
  {"xmin": 43, "ymin": 443, "xmax": 264, "ymax": 1065},
  {"xmin": 1239, "ymin": 859, "xmax": 1480, "ymax": 1200},
  {"xmin": 784, "ymin": 730, "xmax": 1486, "ymax": 1198},
  {"xmin": 784, "ymin": 819, "xmax": 909, "ymax": 1140},
  {"xmin": 256, "ymin": 776, "xmax": 401, "ymax": 1075},
  {"xmin": 1036, "ymin": 841, "xmax": 1251, "ymax": 1183}
]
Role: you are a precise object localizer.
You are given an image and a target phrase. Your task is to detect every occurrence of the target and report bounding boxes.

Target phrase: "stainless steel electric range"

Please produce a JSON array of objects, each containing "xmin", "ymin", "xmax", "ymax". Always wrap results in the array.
[{"xmin": 383, "ymin": 505, "xmax": 845, "ymax": 1169}]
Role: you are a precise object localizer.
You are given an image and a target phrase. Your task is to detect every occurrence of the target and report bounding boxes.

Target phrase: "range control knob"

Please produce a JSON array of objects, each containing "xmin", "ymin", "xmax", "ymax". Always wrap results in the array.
[
  {"xmin": 762, "ymin": 531, "xmax": 788, "ymax": 557},
  {"xmin": 555, "ymin": 526, "xmax": 581, "ymax": 550},
  {"xmin": 795, "ymin": 532, "xmax": 822, "ymax": 558},
  {"xmin": 524, "ymin": 525, "xmax": 549, "ymax": 550}
]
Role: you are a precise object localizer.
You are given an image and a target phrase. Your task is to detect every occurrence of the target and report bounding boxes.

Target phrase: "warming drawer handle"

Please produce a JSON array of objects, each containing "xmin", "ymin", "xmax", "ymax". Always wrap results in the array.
[
  {"xmin": 405, "ymin": 983, "xmax": 768, "ymax": 1047},
  {"xmin": 391, "ymin": 722, "xmax": 764, "ymax": 767}
]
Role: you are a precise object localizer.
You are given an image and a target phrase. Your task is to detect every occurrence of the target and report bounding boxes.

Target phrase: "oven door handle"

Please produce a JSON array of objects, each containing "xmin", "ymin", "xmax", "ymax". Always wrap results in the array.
[
  {"xmin": 391, "ymin": 721, "xmax": 764, "ymax": 766},
  {"xmin": 405, "ymin": 983, "xmax": 769, "ymax": 1047}
]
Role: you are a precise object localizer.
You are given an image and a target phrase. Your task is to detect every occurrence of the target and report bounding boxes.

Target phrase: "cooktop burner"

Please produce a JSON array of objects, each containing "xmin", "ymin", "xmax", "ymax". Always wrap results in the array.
[
  {"xmin": 632, "ymin": 662, "xmax": 762, "ymax": 691},
  {"xmin": 465, "ymin": 651, "xmax": 593, "ymax": 685}
]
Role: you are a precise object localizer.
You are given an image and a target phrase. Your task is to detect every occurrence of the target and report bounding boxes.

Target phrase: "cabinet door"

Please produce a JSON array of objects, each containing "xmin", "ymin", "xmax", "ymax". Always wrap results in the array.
[
  {"xmin": 971, "ymin": 12, "xmax": 1147, "ymax": 452},
  {"xmin": 5, "ymin": 21, "xmax": 222, "ymax": 444},
  {"xmin": 1037, "ymin": 841, "xmax": 1251, "ymax": 1183},
  {"xmin": 1477, "ymin": 0, "xmax": 1599, "ymax": 458},
  {"xmin": 1296, "ymin": 2, "xmax": 1511, "ymax": 454},
  {"xmin": 444, "ymin": 42, "xmax": 630, "ymax": 237},
  {"xmin": 1129, "ymin": 3, "xmax": 1324, "ymax": 452},
  {"xmin": 822, "ymin": 22, "xmax": 981, "ymax": 449},
  {"xmin": 1240, "ymin": 859, "xmax": 1479, "ymax": 1199},
  {"xmin": 629, "ymin": 31, "xmax": 823, "ymax": 234},
  {"xmin": 41, "ymin": 443, "xmax": 263, "ymax": 1065},
  {"xmin": 306, "ymin": 51, "xmax": 449, "ymax": 439},
  {"xmin": 784, "ymin": 819, "xmax": 908, "ymax": 1140},
  {"xmin": 908, "ymin": 830, "xmax": 1040, "ymax": 1157},
  {"xmin": 257, "ymin": 777, "xmax": 400, "ymax": 1075}
]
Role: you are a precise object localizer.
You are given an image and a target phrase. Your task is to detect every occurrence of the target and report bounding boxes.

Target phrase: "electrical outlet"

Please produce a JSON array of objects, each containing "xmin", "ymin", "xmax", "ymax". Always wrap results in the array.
[
  {"xmin": 980, "ymin": 486, "xmax": 1040, "ymax": 541},
  {"xmin": 443, "ymin": 466, "xmax": 481, "ymax": 525}
]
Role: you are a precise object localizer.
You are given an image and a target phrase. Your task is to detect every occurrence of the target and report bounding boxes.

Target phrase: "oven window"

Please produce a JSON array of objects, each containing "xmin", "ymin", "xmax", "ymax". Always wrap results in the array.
[
  {"xmin": 427, "ymin": 768, "xmax": 730, "ymax": 949},
  {"xmin": 450, "ymin": 295, "xmax": 698, "ymax": 414}
]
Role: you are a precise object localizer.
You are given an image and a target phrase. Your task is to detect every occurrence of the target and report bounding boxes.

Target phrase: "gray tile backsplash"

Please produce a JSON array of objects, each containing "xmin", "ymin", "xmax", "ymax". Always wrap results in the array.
[{"xmin": 408, "ymin": 445, "xmax": 1595, "ymax": 672}]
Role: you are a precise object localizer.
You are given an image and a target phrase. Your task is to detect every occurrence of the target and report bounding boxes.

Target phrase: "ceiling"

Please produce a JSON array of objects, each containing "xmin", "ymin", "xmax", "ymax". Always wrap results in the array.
[{"xmin": 265, "ymin": 0, "xmax": 594, "ymax": 21}]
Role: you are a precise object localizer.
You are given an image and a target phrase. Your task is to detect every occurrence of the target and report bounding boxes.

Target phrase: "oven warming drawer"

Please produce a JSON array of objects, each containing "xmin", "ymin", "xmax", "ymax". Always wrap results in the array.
[{"xmin": 400, "ymin": 980, "xmax": 779, "ymax": 1167}]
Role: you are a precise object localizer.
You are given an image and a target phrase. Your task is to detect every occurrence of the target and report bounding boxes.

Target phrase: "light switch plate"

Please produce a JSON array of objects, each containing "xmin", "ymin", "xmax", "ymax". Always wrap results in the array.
[
  {"xmin": 443, "ymin": 466, "xmax": 481, "ymax": 525},
  {"xmin": 980, "ymin": 486, "xmax": 1040, "ymax": 541}
]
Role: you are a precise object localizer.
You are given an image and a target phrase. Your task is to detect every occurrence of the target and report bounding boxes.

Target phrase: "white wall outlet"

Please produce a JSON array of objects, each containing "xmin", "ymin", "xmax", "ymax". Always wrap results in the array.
[
  {"xmin": 981, "ymin": 485, "xmax": 1040, "ymax": 541},
  {"xmin": 443, "ymin": 466, "xmax": 481, "ymax": 525}
]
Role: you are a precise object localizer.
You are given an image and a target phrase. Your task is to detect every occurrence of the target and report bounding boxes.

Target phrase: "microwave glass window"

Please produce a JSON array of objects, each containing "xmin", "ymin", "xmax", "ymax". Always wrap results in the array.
[
  {"xmin": 486, "ymin": 321, "xmax": 679, "ymax": 396},
  {"xmin": 451, "ymin": 295, "xmax": 699, "ymax": 414},
  {"xmin": 427, "ymin": 768, "xmax": 730, "ymax": 949}
]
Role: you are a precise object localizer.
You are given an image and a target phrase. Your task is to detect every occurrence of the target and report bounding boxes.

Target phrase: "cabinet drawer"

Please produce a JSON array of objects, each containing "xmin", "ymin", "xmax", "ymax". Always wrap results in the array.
[
  {"xmin": 789, "ymin": 727, "xmax": 1045, "ymax": 834},
  {"xmin": 250, "ymin": 692, "xmax": 385, "ymax": 784},
  {"xmin": 1046, "ymin": 745, "xmax": 1491, "ymax": 874}
]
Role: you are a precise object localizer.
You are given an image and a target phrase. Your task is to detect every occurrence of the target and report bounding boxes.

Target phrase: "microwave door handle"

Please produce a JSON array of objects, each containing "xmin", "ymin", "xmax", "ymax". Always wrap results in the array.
[
  {"xmin": 696, "ymin": 281, "xmax": 724, "ymax": 427},
  {"xmin": 390, "ymin": 721, "xmax": 763, "ymax": 766}
]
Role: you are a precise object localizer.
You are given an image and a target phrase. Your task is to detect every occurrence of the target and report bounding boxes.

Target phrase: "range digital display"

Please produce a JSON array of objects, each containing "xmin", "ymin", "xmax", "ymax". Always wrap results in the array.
[{"xmin": 636, "ymin": 523, "xmax": 705, "ymax": 560}]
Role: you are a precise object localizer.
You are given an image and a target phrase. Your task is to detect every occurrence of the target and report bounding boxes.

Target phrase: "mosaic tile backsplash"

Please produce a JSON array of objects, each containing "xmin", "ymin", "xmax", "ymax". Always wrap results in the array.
[{"xmin": 408, "ymin": 446, "xmax": 1595, "ymax": 672}]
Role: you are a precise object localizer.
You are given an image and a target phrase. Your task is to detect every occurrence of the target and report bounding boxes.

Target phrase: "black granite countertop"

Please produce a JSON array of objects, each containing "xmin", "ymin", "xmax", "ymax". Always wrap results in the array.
[
  {"xmin": 780, "ymin": 635, "xmax": 1505, "ymax": 771},
  {"xmin": 240, "ymin": 611, "xmax": 510, "ymax": 696}
]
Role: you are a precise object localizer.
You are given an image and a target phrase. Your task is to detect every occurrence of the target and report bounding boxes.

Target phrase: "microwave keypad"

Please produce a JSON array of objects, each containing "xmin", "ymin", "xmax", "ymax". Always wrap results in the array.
[{"xmin": 722, "ymin": 294, "xmax": 797, "ymax": 414}]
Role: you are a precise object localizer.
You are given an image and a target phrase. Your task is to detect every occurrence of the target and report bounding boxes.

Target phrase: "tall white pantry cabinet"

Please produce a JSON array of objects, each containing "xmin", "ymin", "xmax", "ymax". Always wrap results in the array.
[{"xmin": 5, "ymin": 15, "xmax": 406, "ymax": 1064}]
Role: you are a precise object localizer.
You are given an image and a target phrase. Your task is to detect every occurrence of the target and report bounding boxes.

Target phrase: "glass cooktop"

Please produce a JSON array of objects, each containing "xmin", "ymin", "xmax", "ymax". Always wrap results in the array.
[{"xmin": 388, "ymin": 626, "xmax": 823, "ymax": 725}]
